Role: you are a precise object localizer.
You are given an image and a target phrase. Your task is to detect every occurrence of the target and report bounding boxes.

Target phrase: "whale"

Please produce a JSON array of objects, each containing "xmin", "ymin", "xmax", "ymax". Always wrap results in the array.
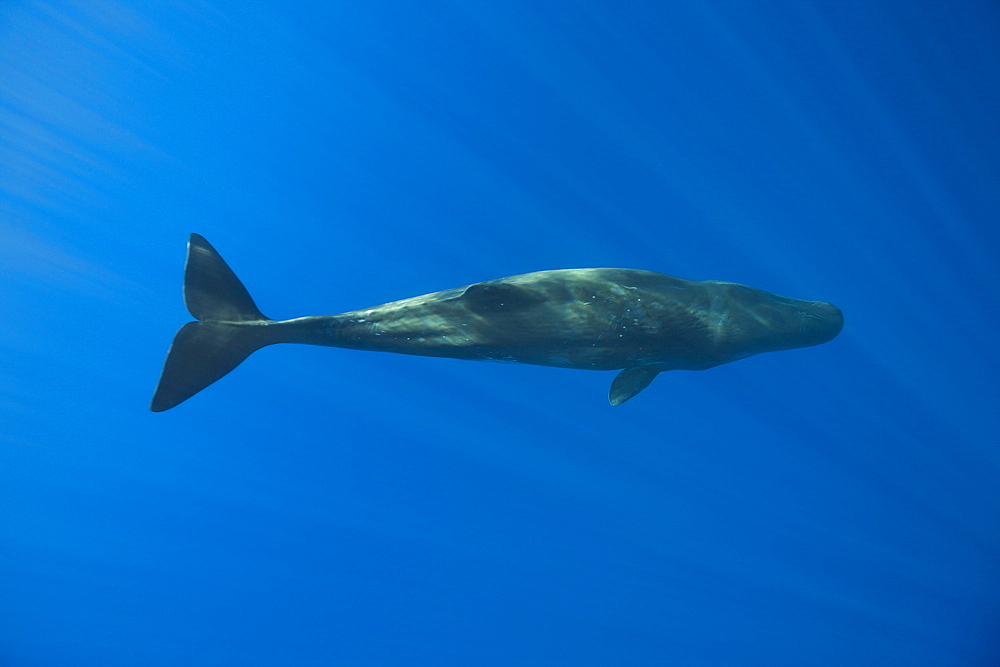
[{"xmin": 150, "ymin": 234, "xmax": 843, "ymax": 411}]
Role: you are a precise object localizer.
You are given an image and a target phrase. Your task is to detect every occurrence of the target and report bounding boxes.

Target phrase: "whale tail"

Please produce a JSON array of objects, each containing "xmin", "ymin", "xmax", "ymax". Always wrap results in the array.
[{"xmin": 150, "ymin": 234, "xmax": 275, "ymax": 412}]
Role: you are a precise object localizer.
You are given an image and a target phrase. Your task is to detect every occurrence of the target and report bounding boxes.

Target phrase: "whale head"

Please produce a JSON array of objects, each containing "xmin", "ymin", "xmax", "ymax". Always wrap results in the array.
[{"xmin": 712, "ymin": 283, "xmax": 844, "ymax": 361}]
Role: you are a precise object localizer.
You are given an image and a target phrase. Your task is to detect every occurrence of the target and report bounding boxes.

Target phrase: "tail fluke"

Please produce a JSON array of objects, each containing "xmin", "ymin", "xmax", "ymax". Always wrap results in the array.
[
  {"xmin": 150, "ymin": 234, "xmax": 274, "ymax": 412},
  {"xmin": 184, "ymin": 233, "xmax": 267, "ymax": 323}
]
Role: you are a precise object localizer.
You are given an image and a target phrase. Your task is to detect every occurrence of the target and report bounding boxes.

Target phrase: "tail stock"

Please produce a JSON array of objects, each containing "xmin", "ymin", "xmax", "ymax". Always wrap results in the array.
[{"xmin": 150, "ymin": 234, "xmax": 274, "ymax": 412}]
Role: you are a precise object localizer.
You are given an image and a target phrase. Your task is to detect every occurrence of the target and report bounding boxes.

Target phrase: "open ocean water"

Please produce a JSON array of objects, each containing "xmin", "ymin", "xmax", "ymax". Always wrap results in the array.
[{"xmin": 2, "ymin": 2, "xmax": 999, "ymax": 665}]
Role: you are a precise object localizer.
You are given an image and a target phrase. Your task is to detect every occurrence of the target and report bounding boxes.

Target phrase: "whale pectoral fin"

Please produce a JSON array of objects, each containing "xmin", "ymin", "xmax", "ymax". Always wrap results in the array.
[
  {"xmin": 609, "ymin": 366, "xmax": 661, "ymax": 406},
  {"xmin": 461, "ymin": 281, "xmax": 545, "ymax": 313}
]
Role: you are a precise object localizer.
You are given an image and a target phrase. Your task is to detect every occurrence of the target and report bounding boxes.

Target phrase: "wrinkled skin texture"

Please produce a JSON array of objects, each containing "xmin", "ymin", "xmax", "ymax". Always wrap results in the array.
[{"xmin": 278, "ymin": 268, "xmax": 844, "ymax": 375}]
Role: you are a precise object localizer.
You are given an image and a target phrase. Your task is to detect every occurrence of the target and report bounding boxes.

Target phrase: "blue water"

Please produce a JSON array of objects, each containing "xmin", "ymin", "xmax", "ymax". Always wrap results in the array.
[{"xmin": 2, "ymin": 2, "xmax": 998, "ymax": 665}]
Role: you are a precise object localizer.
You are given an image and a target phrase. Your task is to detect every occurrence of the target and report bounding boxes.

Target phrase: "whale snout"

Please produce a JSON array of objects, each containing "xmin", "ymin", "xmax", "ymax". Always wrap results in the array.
[{"xmin": 805, "ymin": 301, "xmax": 844, "ymax": 344}]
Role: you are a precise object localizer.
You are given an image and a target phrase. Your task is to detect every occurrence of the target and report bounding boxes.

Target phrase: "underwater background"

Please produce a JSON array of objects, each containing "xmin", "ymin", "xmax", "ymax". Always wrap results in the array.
[{"xmin": 2, "ymin": 1, "xmax": 999, "ymax": 665}]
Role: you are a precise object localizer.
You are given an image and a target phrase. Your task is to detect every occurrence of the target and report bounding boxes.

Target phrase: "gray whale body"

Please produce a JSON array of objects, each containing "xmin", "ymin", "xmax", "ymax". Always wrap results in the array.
[{"xmin": 150, "ymin": 234, "xmax": 843, "ymax": 411}]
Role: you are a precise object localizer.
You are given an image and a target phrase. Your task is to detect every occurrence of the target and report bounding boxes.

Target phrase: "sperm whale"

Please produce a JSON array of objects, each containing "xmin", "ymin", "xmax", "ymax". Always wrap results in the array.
[{"xmin": 150, "ymin": 234, "xmax": 843, "ymax": 411}]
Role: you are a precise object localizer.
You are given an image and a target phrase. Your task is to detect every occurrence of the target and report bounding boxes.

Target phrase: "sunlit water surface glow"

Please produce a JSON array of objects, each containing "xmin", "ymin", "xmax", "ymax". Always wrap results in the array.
[{"xmin": 2, "ymin": 2, "xmax": 998, "ymax": 665}]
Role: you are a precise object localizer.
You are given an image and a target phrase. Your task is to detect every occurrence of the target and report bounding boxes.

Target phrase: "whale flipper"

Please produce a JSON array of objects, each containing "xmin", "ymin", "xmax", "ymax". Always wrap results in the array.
[
  {"xmin": 150, "ymin": 234, "xmax": 274, "ymax": 412},
  {"xmin": 609, "ymin": 365, "xmax": 660, "ymax": 405}
]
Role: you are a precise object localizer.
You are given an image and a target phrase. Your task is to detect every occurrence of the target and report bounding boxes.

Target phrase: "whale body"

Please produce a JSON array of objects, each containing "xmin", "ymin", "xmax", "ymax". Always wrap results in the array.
[{"xmin": 150, "ymin": 234, "xmax": 843, "ymax": 411}]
